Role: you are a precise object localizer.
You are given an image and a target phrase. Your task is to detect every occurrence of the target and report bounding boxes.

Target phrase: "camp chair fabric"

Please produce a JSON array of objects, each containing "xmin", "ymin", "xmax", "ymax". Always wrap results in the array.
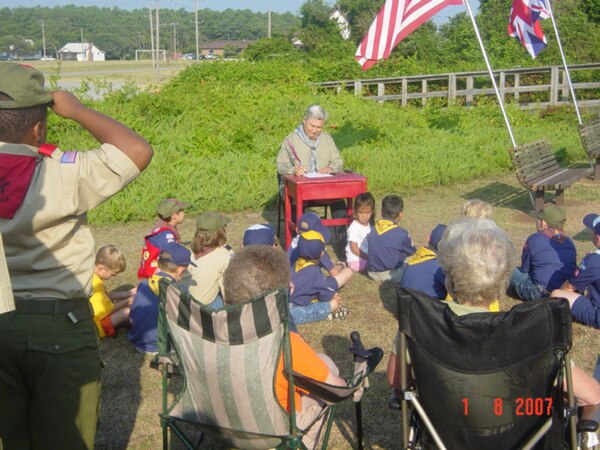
[
  {"xmin": 156, "ymin": 279, "xmax": 383, "ymax": 450},
  {"xmin": 160, "ymin": 281, "xmax": 295, "ymax": 449},
  {"xmin": 396, "ymin": 288, "xmax": 574, "ymax": 450}
]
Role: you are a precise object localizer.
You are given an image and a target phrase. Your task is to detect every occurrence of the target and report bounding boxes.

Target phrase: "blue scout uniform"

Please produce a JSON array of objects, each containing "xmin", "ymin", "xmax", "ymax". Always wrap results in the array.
[
  {"xmin": 518, "ymin": 231, "xmax": 577, "ymax": 290},
  {"xmin": 128, "ymin": 272, "xmax": 174, "ymax": 353},
  {"xmin": 288, "ymin": 238, "xmax": 335, "ymax": 272},
  {"xmin": 400, "ymin": 247, "xmax": 446, "ymax": 299},
  {"xmin": 567, "ymin": 250, "xmax": 600, "ymax": 328},
  {"xmin": 290, "ymin": 260, "xmax": 338, "ymax": 306},
  {"xmin": 367, "ymin": 219, "xmax": 416, "ymax": 272}
]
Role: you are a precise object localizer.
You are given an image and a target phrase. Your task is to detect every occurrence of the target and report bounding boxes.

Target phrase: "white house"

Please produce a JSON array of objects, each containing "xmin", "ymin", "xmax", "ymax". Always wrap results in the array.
[
  {"xmin": 57, "ymin": 43, "xmax": 105, "ymax": 62},
  {"xmin": 329, "ymin": 9, "xmax": 351, "ymax": 40}
]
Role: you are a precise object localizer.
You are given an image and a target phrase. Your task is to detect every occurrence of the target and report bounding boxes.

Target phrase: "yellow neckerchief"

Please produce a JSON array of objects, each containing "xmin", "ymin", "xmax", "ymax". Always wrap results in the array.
[
  {"xmin": 295, "ymin": 257, "xmax": 317, "ymax": 272},
  {"xmin": 445, "ymin": 295, "xmax": 500, "ymax": 312},
  {"xmin": 148, "ymin": 273, "xmax": 166, "ymax": 296},
  {"xmin": 406, "ymin": 246, "xmax": 437, "ymax": 266},
  {"xmin": 375, "ymin": 218, "xmax": 399, "ymax": 235}
]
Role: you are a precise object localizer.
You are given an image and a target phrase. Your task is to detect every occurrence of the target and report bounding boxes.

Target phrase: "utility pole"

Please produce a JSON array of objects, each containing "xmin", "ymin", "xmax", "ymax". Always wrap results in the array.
[
  {"xmin": 41, "ymin": 20, "xmax": 47, "ymax": 59},
  {"xmin": 155, "ymin": 0, "xmax": 160, "ymax": 79},
  {"xmin": 172, "ymin": 22, "xmax": 177, "ymax": 59},
  {"xmin": 149, "ymin": 5, "xmax": 156, "ymax": 68},
  {"xmin": 80, "ymin": 28, "xmax": 85, "ymax": 62},
  {"xmin": 268, "ymin": 7, "xmax": 271, "ymax": 38},
  {"xmin": 195, "ymin": 0, "xmax": 199, "ymax": 61}
]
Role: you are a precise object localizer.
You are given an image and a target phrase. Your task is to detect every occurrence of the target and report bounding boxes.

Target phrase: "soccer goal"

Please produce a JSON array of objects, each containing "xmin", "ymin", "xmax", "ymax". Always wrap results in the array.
[{"xmin": 135, "ymin": 49, "xmax": 166, "ymax": 61}]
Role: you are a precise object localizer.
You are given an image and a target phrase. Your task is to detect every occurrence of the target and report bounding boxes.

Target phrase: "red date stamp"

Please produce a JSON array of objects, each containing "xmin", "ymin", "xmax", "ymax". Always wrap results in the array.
[{"xmin": 462, "ymin": 397, "xmax": 553, "ymax": 416}]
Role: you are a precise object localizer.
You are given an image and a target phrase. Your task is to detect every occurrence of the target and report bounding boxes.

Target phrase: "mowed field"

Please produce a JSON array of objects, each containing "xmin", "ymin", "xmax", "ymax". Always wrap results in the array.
[{"xmin": 93, "ymin": 172, "xmax": 600, "ymax": 449}]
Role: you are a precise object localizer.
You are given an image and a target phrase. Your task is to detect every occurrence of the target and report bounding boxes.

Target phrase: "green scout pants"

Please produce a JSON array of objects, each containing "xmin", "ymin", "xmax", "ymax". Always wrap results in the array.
[{"xmin": 0, "ymin": 300, "xmax": 101, "ymax": 450}]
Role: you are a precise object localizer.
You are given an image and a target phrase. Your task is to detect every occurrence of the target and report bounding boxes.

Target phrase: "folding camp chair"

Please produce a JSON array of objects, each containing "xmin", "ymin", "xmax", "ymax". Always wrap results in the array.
[
  {"xmin": 152, "ymin": 279, "xmax": 383, "ymax": 450},
  {"xmin": 394, "ymin": 288, "xmax": 587, "ymax": 450}
]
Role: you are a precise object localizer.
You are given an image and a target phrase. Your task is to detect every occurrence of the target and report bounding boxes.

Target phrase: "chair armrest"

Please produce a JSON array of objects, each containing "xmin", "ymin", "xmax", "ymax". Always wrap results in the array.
[{"xmin": 579, "ymin": 404, "xmax": 600, "ymax": 432}]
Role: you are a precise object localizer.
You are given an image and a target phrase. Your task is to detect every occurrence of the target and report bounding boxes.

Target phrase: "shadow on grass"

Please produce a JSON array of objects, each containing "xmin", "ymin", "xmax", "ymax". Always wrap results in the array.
[
  {"xmin": 322, "ymin": 334, "xmax": 399, "ymax": 449},
  {"xmin": 379, "ymin": 280, "xmax": 399, "ymax": 319},
  {"xmin": 460, "ymin": 182, "xmax": 532, "ymax": 212},
  {"xmin": 331, "ymin": 122, "xmax": 380, "ymax": 152},
  {"xmin": 95, "ymin": 334, "xmax": 144, "ymax": 449}
]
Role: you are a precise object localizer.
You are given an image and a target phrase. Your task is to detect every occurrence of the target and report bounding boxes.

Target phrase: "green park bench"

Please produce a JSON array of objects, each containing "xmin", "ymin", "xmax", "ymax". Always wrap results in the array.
[
  {"xmin": 579, "ymin": 117, "xmax": 600, "ymax": 181},
  {"xmin": 508, "ymin": 140, "xmax": 590, "ymax": 212}
]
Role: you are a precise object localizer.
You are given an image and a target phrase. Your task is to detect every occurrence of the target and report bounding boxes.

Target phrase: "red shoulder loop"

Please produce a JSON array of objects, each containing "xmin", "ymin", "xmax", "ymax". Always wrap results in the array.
[{"xmin": 38, "ymin": 144, "xmax": 58, "ymax": 157}]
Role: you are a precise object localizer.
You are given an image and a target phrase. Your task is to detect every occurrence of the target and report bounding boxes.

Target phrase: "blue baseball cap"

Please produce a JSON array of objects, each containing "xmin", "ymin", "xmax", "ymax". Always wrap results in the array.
[
  {"xmin": 297, "ymin": 212, "xmax": 331, "ymax": 243},
  {"xmin": 583, "ymin": 213, "xmax": 600, "ymax": 235},
  {"xmin": 159, "ymin": 243, "xmax": 196, "ymax": 267},
  {"xmin": 296, "ymin": 231, "xmax": 326, "ymax": 260},
  {"xmin": 428, "ymin": 224, "xmax": 447, "ymax": 252},
  {"xmin": 243, "ymin": 224, "xmax": 276, "ymax": 246}
]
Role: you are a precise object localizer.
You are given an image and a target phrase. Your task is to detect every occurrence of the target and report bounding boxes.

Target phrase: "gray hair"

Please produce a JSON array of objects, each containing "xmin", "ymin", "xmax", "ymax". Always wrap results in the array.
[
  {"xmin": 304, "ymin": 104, "xmax": 328, "ymax": 122},
  {"xmin": 438, "ymin": 218, "xmax": 514, "ymax": 307}
]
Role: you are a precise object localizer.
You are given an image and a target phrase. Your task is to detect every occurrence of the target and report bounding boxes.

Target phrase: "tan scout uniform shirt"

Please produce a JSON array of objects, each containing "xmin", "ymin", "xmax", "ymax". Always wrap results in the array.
[
  {"xmin": 0, "ymin": 233, "xmax": 14, "ymax": 313},
  {"xmin": 179, "ymin": 246, "xmax": 233, "ymax": 305},
  {"xmin": 276, "ymin": 132, "xmax": 343, "ymax": 176},
  {"xmin": 0, "ymin": 142, "xmax": 140, "ymax": 300}
]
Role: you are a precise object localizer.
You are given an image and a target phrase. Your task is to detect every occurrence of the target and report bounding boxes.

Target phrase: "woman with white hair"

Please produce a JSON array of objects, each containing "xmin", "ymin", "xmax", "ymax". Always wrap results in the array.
[{"xmin": 276, "ymin": 105, "xmax": 343, "ymax": 177}]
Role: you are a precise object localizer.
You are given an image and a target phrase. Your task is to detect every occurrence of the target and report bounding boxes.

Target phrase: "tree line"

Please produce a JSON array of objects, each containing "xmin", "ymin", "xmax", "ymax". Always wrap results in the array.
[{"xmin": 0, "ymin": 6, "xmax": 300, "ymax": 60}]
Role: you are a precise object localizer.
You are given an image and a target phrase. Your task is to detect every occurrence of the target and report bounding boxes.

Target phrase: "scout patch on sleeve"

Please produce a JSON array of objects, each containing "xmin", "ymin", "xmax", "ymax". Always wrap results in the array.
[{"xmin": 60, "ymin": 151, "xmax": 78, "ymax": 164}]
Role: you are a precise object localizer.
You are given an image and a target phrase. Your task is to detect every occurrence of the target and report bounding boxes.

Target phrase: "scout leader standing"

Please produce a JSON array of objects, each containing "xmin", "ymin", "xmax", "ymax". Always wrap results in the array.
[{"xmin": 0, "ymin": 63, "xmax": 153, "ymax": 450}]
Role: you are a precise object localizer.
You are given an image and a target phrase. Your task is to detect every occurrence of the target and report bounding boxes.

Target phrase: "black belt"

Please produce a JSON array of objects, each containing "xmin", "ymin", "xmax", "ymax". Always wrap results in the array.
[{"xmin": 14, "ymin": 299, "xmax": 93, "ymax": 323}]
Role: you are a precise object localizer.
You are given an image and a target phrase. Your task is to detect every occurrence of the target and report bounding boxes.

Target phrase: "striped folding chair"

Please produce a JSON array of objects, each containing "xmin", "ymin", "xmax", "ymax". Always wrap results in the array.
[{"xmin": 153, "ymin": 279, "xmax": 382, "ymax": 450}]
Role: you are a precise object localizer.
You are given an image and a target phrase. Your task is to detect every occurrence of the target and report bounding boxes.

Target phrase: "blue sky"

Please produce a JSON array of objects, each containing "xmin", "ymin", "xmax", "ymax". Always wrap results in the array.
[{"xmin": 5, "ymin": 0, "xmax": 478, "ymax": 20}]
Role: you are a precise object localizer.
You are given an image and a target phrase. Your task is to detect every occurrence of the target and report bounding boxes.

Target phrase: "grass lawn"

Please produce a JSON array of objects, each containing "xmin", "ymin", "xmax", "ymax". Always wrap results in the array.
[{"xmin": 92, "ymin": 171, "xmax": 600, "ymax": 449}]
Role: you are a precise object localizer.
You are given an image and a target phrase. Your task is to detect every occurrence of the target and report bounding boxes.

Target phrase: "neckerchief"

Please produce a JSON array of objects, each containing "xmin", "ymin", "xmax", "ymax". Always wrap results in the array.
[
  {"xmin": 295, "ymin": 124, "xmax": 320, "ymax": 173},
  {"xmin": 375, "ymin": 219, "xmax": 399, "ymax": 236},
  {"xmin": 194, "ymin": 246, "xmax": 216, "ymax": 259},
  {"xmin": 406, "ymin": 247, "xmax": 437, "ymax": 266},
  {"xmin": 295, "ymin": 257, "xmax": 317, "ymax": 272},
  {"xmin": 540, "ymin": 227, "xmax": 567, "ymax": 244},
  {"xmin": 148, "ymin": 272, "xmax": 173, "ymax": 295}
]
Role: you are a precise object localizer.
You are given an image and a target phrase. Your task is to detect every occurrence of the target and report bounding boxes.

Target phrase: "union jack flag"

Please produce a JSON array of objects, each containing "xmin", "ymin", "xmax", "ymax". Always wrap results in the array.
[
  {"xmin": 508, "ymin": 0, "xmax": 550, "ymax": 58},
  {"xmin": 355, "ymin": 0, "xmax": 462, "ymax": 71}
]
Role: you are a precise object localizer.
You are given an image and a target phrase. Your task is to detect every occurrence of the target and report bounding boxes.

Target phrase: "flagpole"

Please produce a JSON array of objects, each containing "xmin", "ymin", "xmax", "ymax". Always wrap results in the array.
[
  {"xmin": 545, "ymin": 0, "xmax": 582, "ymax": 125},
  {"xmin": 462, "ymin": 0, "xmax": 517, "ymax": 148}
]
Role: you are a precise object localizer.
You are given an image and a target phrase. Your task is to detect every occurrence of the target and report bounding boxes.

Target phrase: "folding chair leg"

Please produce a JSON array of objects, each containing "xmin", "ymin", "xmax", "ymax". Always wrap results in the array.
[
  {"xmin": 355, "ymin": 401, "xmax": 363, "ymax": 450},
  {"xmin": 320, "ymin": 404, "xmax": 336, "ymax": 450}
]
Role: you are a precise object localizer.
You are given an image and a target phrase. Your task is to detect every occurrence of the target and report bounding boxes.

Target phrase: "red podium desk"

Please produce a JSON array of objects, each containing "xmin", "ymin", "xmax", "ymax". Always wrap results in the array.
[{"xmin": 283, "ymin": 173, "xmax": 368, "ymax": 249}]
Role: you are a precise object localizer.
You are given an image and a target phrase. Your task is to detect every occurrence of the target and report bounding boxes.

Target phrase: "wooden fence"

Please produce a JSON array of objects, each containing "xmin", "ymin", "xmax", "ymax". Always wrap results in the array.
[{"xmin": 312, "ymin": 63, "xmax": 600, "ymax": 109}]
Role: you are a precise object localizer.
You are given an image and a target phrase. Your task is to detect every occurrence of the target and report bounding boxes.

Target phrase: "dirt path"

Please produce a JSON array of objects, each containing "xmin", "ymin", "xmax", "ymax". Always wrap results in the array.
[{"xmin": 93, "ymin": 172, "xmax": 600, "ymax": 449}]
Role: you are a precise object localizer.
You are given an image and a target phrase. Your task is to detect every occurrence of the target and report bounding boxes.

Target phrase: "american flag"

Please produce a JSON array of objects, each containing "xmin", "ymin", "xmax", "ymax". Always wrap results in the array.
[
  {"xmin": 508, "ymin": 0, "xmax": 550, "ymax": 58},
  {"xmin": 355, "ymin": 0, "xmax": 462, "ymax": 71}
]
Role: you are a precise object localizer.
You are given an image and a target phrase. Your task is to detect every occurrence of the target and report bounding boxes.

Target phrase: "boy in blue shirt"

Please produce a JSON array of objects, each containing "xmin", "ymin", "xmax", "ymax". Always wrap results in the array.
[
  {"xmin": 128, "ymin": 243, "xmax": 196, "ymax": 354},
  {"xmin": 400, "ymin": 224, "xmax": 447, "ymax": 299},
  {"xmin": 551, "ymin": 213, "xmax": 600, "ymax": 329},
  {"xmin": 510, "ymin": 205, "xmax": 577, "ymax": 301},
  {"xmin": 290, "ymin": 230, "xmax": 353, "ymax": 324},
  {"xmin": 367, "ymin": 195, "xmax": 416, "ymax": 282}
]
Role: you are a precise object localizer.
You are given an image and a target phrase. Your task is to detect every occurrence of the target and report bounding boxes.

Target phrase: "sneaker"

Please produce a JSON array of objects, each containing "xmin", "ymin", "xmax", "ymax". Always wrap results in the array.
[{"xmin": 327, "ymin": 306, "xmax": 349, "ymax": 321}]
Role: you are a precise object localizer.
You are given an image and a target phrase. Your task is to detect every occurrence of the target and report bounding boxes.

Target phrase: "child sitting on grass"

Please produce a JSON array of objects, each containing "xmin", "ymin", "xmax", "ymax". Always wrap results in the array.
[
  {"xmin": 290, "ymin": 230, "xmax": 353, "ymax": 324},
  {"xmin": 90, "ymin": 245, "xmax": 136, "ymax": 338},
  {"xmin": 128, "ymin": 243, "xmax": 195, "ymax": 354},
  {"xmin": 345, "ymin": 192, "xmax": 375, "ymax": 273},
  {"xmin": 367, "ymin": 195, "xmax": 416, "ymax": 282},
  {"xmin": 180, "ymin": 211, "xmax": 233, "ymax": 309},
  {"xmin": 138, "ymin": 197, "xmax": 190, "ymax": 278}
]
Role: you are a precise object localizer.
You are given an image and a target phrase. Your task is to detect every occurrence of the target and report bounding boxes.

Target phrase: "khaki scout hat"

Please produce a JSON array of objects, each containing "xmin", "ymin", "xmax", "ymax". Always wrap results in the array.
[
  {"xmin": 538, "ymin": 205, "xmax": 566, "ymax": 228},
  {"xmin": 156, "ymin": 198, "xmax": 190, "ymax": 219},
  {"xmin": 196, "ymin": 211, "xmax": 231, "ymax": 232},
  {"xmin": 0, "ymin": 63, "xmax": 53, "ymax": 109}
]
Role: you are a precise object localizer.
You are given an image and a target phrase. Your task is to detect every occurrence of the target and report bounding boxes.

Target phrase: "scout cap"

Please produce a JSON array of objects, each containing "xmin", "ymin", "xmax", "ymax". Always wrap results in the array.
[
  {"xmin": 296, "ymin": 230, "xmax": 326, "ymax": 260},
  {"xmin": 538, "ymin": 205, "xmax": 566, "ymax": 228},
  {"xmin": 0, "ymin": 62, "xmax": 53, "ymax": 109},
  {"xmin": 583, "ymin": 213, "xmax": 600, "ymax": 235},
  {"xmin": 297, "ymin": 212, "xmax": 331, "ymax": 243},
  {"xmin": 243, "ymin": 224, "xmax": 276, "ymax": 246},
  {"xmin": 196, "ymin": 211, "xmax": 231, "ymax": 232},
  {"xmin": 428, "ymin": 224, "xmax": 447, "ymax": 252},
  {"xmin": 159, "ymin": 243, "xmax": 196, "ymax": 267},
  {"xmin": 156, "ymin": 198, "xmax": 190, "ymax": 219}
]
